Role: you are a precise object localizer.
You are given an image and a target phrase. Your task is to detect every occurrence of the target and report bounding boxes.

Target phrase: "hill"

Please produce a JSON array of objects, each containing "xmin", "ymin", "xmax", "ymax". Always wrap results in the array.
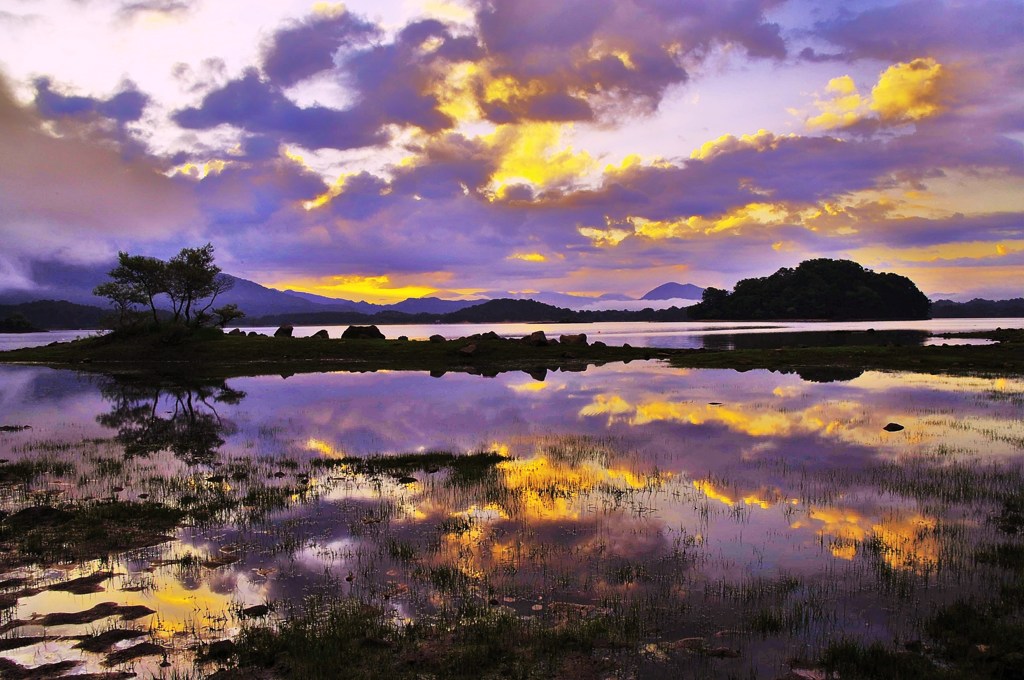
[
  {"xmin": 641, "ymin": 282, "xmax": 704, "ymax": 300},
  {"xmin": 0, "ymin": 300, "xmax": 111, "ymax": 330},
  {"xmin": 688, "ymin": 259, "xmax": 931, "ymax": 320},
  {"xmin": 246, "ymin": 298, "xmax": 692, "ymax": 327}
]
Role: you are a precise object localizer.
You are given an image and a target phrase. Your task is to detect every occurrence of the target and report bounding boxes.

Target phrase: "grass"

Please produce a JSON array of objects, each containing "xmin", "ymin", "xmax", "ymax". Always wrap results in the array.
[
  {"xmin": 230, "ymin": 590, "xmax": 642, "ymax": 679},
  {"xmin": 0, "ymin": 500, "xmax": 184, "ymax": 569}
]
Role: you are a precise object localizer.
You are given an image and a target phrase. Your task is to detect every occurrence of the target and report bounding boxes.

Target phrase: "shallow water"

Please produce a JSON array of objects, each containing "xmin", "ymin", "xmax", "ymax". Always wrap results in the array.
[{"xmin": 0, "ymin": 362, "xmax": 1022, "ymax": 677}]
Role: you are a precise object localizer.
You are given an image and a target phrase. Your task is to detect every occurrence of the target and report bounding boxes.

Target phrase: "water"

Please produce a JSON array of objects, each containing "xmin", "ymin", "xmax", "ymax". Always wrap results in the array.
[
  {"xmin": 0, "ymin": 360, "xmax": 1021, "ymax": 677},
  {"xmin": 0, "ymin": 329, "xmax": 104, "ymax": 351}
]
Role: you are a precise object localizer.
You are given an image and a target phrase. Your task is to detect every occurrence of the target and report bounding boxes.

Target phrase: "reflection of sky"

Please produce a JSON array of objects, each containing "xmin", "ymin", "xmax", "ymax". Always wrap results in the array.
[{"xmin": 1, "ymin": 362, "xmax": 1022, "ymax": 671}]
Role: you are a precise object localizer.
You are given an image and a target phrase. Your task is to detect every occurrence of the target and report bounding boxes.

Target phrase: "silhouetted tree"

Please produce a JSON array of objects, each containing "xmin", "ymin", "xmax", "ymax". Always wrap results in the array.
[
  {"xmin": 165, "ymin": 243, "xmax": 234, "ymax": 325},
  {"xmin": 212, "ymin": 303, "xmax": 245, "ymax": 327},
  {"xmin": 93, "ymin": 280, "xmax": 146, "ymax": 328},
  {"xmin": 107, "ymin": 252, "xmax": 167, "ymax": 326}
]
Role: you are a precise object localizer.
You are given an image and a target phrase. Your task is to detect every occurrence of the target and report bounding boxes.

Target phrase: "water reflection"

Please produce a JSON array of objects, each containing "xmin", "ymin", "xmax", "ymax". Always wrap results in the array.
[
  {"xmin": 96, "ymin": 377, "xmax": 244, "ymax": 464},
  {"xmin": 0, "ymin": 363, "xmax": 1021, "ymax": 677}
]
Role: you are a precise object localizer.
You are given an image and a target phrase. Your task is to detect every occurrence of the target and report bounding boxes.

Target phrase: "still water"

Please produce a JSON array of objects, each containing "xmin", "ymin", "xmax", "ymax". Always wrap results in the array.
[{"xmin": 0, "ymin": 359, "xmax": 1022, "ymax": 677}]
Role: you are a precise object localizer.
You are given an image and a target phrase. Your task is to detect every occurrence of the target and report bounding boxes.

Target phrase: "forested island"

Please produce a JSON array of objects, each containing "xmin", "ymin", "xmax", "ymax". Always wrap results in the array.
[{"xmin": 689, "ymin": 259, "xmax": 931, "ymax": 320}]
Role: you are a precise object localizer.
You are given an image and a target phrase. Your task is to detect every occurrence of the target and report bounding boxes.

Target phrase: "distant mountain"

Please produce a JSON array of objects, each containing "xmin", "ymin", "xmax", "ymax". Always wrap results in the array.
[
  {"xmin": 386, "ymin": 297, "xmax": 483, "ymax": 314},
  {"xmin": 641, "ymin": 282, "xmax": 705, "ymax": 301},
  {"xmin": 931, "ymin": 298, "xmax": 1024, "ymax": 318}
]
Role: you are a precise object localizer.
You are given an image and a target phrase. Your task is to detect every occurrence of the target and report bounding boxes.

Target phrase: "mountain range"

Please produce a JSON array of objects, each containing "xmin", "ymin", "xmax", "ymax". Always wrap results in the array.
[{"xmin": 0, "ymin": 259, "xmax": 705, "ymax": 319}]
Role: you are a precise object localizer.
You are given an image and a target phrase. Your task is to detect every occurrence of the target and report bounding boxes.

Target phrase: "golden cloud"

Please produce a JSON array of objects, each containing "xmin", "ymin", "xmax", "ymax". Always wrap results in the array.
[{"xmin": 807, "ymin": 58, "xmax": 949, "ymax": 130}]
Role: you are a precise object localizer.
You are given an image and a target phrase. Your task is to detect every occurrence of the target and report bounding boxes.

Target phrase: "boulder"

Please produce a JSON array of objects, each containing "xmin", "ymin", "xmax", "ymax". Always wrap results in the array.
[
  {"xmin": 883, "ymin": 422, "xmax": 905, "ymax": 432},
  {"xmin": 311, "ymin": 329, "xmax": 329, "ymax": 339},
  {"xmin": 459, "ymin": 343, "xmax": 477, "ymax": 356},
  {"xmin": 342, "ymin": 325, "xmax": 385, "ymax": 340},
  {"xmin": 247, "ymin": 331, "xmax": 259, "ymax": 337},
  {"xmin": 591, "ymin": 340, "xmax": 606, "ymax": 348},
  {"xmin": 429, "ymin": 334, "xmax": 446, "ymax": 343},
  {"xmin": 525, "ymin": 330, "xmax": 548, "ymax": 347},
  {"xmin": 227, "ymin": 328, "xmax": 243, "ymax": 336},
  {"xmin": 274, "ymin": 325, "xmax": 293, "ymax": 338},
  {"xmin": 559, "ymin": 333, "xmax": 588, "ymax": 346}
]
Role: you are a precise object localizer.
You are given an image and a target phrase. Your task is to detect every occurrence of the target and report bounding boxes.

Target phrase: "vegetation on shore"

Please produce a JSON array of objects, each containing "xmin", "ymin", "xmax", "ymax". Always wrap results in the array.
[
  {"xmin": 0, "ymin": 326, "xmax": 670, "ymax": 378},
  {"xmin": 2, "ymin": 325, "xmax": 1022, "ymax": 379},
  {"xmin": 669, "ymin": 328, "xmax": 1024, "ymax": 377}
]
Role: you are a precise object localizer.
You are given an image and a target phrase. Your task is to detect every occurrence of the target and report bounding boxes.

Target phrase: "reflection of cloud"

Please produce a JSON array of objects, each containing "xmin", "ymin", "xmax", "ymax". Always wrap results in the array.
[
  {"xmin": 805, "ymin": 507, "xmax": 939, "ymax": 572},
  {"xmin": 693, "ymin": 479, "xmax": 796, "ymax": 510}
]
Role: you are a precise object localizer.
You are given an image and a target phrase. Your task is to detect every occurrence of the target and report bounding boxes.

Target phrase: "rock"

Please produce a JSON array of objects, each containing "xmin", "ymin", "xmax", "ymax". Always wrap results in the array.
[
  {"xmin": 311, "ymin": 329, "xmax": 329, "ymax": 339},
  {"xmin": 227, "ymin": 328, "xmax": 243, "ymax": 336},
  {"xmin": 668, "ymin": 637, "xmax": 707, "ymax": 651},
  {"xmin": 397, "ymin": 476, "xmax": 417, "ymax": 485},
  {"xmin": 342, "ymin": 325, "xmax": 385, "ymax": 339},
  {"xmin": 274, "ymin": 325, "xmax": 293, "ymax": 337},
  {"xmin": 459, "ymin": 343, "xmax": 477, "ymax": 356},
  {"xmin": 397, "ymin": 335, "xmax": 408, "ymax": 341},
  {"xmin": 559, "ymin": 333, "xmax": 588, "ymax": 346},
  {"xmin": 526, "ymin": 330, "xmax": 548, "ymax": 346},
  {"xmin": 247, "ymin": 331, "xmax": 259, "ymax": 337},
  {"xmin": 241, "ymin": 604, "xmax": 270, "ymax": 618},
  {"xmin": 429, "ymin": 334, "xmax": 446, "ymax": 343},
  {"xmin": 883, "ymin": 422, "xmax": 905, "ymax": 432},
  {"xmin": 591, "ymin": 340, "xmax": 606, "ymax": 348}
]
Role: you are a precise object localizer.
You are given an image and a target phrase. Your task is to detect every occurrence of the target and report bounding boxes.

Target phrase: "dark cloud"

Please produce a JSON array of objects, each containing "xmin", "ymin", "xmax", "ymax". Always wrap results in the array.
[
  {"xmin": 261, "ymin": 10, "xmax": 379, "ymax": 87},
  {"xmin": 173, "ymin": 69, "xmax": 385, "ymax": 150},
  {"xmin": 470, "ymin": 0, "xmax": 784, "ymax": 123},
  {"xmin": 390, "ymin": 133, "xmax": 497, "ymax": 199},
  {"xmin": 815, "ymin": 0, "xmax": 1024, "ymax": 62},
  {"xmin": 177, "ymin": 18, "xmax": 484, "ymax": 149},
  {"xmin": 33, "ymin": 78, "xmax": 148, "ymax": 122}
]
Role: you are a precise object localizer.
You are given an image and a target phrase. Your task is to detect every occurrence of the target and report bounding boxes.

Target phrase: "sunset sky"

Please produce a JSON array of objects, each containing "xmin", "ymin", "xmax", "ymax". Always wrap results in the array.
[{"xmin": 1, "ymin": 0, "xmax": 1021, "ymax": 303}]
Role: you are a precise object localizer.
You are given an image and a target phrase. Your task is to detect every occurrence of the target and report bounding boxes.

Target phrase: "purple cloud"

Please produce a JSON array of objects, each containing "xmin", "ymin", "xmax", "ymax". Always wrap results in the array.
[{"xmin": 261, "ymin": 10, "xmax": 379, "ymax": 87}]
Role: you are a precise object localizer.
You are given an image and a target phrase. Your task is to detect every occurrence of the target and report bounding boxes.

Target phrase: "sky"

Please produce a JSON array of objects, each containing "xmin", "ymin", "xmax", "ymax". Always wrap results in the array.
[{"xmin": 0, "ymin": 0, "xmax": 1022, "ymax": 303}]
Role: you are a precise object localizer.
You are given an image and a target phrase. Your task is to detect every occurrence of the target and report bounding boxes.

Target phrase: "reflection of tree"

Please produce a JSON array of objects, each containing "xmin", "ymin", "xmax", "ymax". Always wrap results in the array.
[{"xmin": 96, "ymin": 377, "xmax": 245, "ymax": 465}]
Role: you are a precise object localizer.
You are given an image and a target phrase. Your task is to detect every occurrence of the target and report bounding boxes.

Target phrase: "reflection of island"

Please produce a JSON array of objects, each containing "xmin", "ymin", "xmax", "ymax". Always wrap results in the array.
[{"xmin": 96, "ymin": 377, "xmax": 244, "ymax": 464}]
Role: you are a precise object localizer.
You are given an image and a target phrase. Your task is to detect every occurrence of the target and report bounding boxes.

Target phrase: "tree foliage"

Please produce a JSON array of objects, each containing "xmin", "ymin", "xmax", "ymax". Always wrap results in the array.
[
  {"xmin": 688, "ymin": 259, "xmax": 931, "ymax": 320},
  {"xmin": 93, "ymin": 243, "xmax": 237, "ymax": 329}
]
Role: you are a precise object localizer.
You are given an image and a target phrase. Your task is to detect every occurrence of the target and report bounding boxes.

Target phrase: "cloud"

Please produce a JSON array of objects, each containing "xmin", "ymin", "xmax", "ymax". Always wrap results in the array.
[
  {"xmin": 173, "ymin": 69, "xmax": 386, "ymax": 151},
  {"xmin": 118, "ymin": 0, "xmax": 194, "ymax": 18},
  {"xmin": 33, "ymin": 77, "xmax": 149, "ymax": 123},
  {"xmin": 815, "ymin": 0, "xmax": 1024, "ymax": 62},
  {"xmin": 806, "ymin": 59, "xmax": 949, "ymax": 130},
  {"xmin": 261, "ymin": 9, "xmax": 379, "ymax": 88},
  {"xmin": 0, "ymin": 73, "xmax": 196, "ymax": 263},
  {"xmin": 467, "ymin": 0, "xmax": 785, "ymax": 124}
]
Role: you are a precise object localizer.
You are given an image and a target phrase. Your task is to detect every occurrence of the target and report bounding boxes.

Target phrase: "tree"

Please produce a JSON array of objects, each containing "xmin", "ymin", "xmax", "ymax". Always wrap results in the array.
[
  {"xmin": 212, "ymin": 303, "xmax": 245, "ymax": 328},
  {"xmin": 93, "ymin": 280, "xmax": 146, "ymax": 328},
  {"xmin": 107, "ymin": 252, "xmax": 167, "ymax": 326},
  {"xmin": 165, "ymin": 243, "xmax": 234, "ymax": 325},
  {"xmin": 688, "ymin": 259, "xmax": 931, "ymax": 320}
]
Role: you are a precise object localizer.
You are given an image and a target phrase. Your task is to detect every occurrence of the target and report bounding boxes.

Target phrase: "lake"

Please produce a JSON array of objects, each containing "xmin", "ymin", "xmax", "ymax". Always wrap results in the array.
[{"xmin": 0, "ymin": 353, "xmax": 1022, "ymax": 677}]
